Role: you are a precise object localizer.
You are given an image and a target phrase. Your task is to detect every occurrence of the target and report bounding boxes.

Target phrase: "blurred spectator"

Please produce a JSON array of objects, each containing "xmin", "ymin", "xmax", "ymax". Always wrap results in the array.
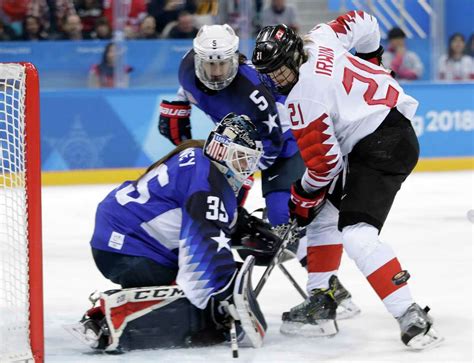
[
  {"xmin": 1, "ymin": 0, "xmax": 29, "ymax": 23},
  {"xmin": 27, "ymin": 0, "xmax": 77, "ymax": 34},
  {"xmin": 124, "ymin": 24, "xmax": 137, "ymax": 39},
  {"xmin": 467, "ymin": 34, "xmax": 474, "ymax": 57},
  {"xmin": 137, "ymin": 14, "xmax": 159, "ymax": 39},
  {"xmin": 0, "ymin": 18, "xmax": 17, "ymax": 40},
  {"xmin": 75, "ymin": 0, "xmax": 103, "ymax": 36},
  {"xmin": 438, "ymin": 33, "xmax": 473, "ymax": 81},
  {"xmin": 383, "ymin": 27, "xmax": 423, "ymax": 80},
  {"xmin": 89, "ymin": 43, "xmax": 132, "ymax": 88},
  {"xmin": 90, "ymin": 16, "xmax": 112, "ymax": 40},
  {"xmin": 103, "ymin": 0, "xmax": 147, "ymax": 34},
  {"xmin": 20, "ymin": 15, "xmax": 48, "ymax": 40},
  {"xmin": 55, "ymin": 13, "xmax": 87, "ymax": 39},
  {"xmin": 261, "ymin": 0, "xmax": 299, "ymax": 33},
  {"xmin": 166, "ymin": 10, "xmax": 197, "ymax": 39},
  {"xmin": 148, "ymin": 0, "xmax": 197, "ymax": 34}
]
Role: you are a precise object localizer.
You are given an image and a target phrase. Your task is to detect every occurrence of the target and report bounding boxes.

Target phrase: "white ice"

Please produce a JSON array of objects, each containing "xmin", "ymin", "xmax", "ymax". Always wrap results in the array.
[{"xmin": 42, "ymin": 171, "xmax": 473, "ymax": 362}]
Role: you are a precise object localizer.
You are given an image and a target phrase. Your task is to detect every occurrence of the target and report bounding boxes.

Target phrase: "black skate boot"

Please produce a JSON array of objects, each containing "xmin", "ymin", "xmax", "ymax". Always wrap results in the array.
[
  {"xmin": 331, "ymin": 275, "xmax": 361, "ymax": 320},
  {"xmin": 280, "ymin": 277, "xmax": 338, "ymax": 337},
  {"xmin": 397, "ymin": 303, "xmax": 444, "ymax": 350},
  {"xmin": 65, "ymin": 306, "xmax": 111, "ymax": 350}
]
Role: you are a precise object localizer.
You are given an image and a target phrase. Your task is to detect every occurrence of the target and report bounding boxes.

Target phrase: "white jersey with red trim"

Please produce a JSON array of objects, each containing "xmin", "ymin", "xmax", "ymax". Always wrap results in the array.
[{"xmin": 285, "ymin": 11, "xmax": 419, "ymax": 192}]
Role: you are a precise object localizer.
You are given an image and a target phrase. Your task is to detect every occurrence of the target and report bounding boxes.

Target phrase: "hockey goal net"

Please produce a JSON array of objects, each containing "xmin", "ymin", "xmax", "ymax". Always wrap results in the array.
[{"xmin": 0, "ymin": 63, "xmax": 43, "ymax": 362}]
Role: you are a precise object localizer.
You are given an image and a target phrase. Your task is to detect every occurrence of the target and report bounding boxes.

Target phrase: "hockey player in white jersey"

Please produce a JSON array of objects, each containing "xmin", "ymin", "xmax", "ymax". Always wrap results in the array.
[{"xmin": 252, "ymin": 11, "xmax": 443, "ymax": 350}]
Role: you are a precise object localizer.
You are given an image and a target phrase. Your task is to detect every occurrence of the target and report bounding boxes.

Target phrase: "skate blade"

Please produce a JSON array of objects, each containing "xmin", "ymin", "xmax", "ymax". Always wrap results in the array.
[
  {"xmin": 63, "ymin": 323, "xmax": 101, "ymax": 348},
  {"xmin": 407, "ymin": 326, "xmax": 444, "ymax": 351},
  {"xmin": 336, "ymin": 298, "xmax": 361, "ymax": 320},
  {"xmin": 280, "ymin": 319, "xmax": 338, "ymax": 337}
]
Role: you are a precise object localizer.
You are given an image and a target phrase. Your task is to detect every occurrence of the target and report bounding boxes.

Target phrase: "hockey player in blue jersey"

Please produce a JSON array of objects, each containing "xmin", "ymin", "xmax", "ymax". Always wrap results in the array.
[
  {"xmin": 68, "ymin": 114, "xmax": 268, "ymax": 352},
  {"xmin": 158, "ymin": 24, "xmax": 303, "ymax": 229}
]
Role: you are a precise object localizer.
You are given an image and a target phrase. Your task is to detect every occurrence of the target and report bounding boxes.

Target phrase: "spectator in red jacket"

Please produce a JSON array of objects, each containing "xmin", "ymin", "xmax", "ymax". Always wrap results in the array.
[
  {"xmin": 382, "ymin": 27, "xmax": 423, "ymax": 80},
  {"xmin": 89, "ymin": 43, "xmax": 133, "ymax": 88},
  {"xmin": 103, "ymin": 0, "xmax": 147, "ymax": 34},
  {"xmin": 76, "ymin": 0, "xmax": 103, "ymax": 36}
]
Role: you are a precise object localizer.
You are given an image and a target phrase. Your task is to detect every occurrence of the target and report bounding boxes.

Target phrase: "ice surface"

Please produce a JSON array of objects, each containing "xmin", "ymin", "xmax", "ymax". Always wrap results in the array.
[{"xmin": 42, "ymin": 171, "xmax": 473, "ymax": 362}]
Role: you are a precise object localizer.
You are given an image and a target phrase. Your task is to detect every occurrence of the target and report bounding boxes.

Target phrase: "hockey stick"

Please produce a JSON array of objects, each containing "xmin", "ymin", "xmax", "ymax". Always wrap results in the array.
[
  {"xmin": 254, "ymin": 220, "xmax": 298, "ymax": 297},
  {"xmin": 278, "ymin": 263, "xmax": 308, "ymax": 299}
]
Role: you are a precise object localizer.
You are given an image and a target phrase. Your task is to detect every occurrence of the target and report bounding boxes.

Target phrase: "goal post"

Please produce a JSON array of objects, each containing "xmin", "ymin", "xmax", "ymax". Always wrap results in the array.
[{"xmin": 0, "ymin": 63, "xmax": 43, "ymax": 362}]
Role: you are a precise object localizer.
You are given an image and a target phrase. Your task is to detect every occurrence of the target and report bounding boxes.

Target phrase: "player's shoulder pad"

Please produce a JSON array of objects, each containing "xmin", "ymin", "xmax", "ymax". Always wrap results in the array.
[{"xmin": 178, "ymin": 50, "xmax": 196, "ymax": 87}]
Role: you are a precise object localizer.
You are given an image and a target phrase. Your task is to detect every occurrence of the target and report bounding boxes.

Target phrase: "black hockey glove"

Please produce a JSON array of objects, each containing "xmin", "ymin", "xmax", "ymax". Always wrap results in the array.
[
  {"xmin": 289, "ymin": 179, "xmax": 327, "ymax": 227},
  {"xmin": 158, "ymin": 100, "xmax": 192, "ymax": 145},
  {"xmin": 231, "ymin": 207, "xmax": 280, "ymax": 266},
  {"xmin": 355, "ymin": 45, "xmax": 384, "ymax": 66}
]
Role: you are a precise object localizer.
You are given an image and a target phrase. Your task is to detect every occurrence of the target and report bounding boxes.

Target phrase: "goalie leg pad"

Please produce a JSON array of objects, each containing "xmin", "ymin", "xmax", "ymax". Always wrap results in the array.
[
  {"xmin": 67, "ymin": 286, "xmax": 224, "ymax": 352},
  {"xmin": 233, "ymin": 256, "xmax": 267, "ymax": 348}
]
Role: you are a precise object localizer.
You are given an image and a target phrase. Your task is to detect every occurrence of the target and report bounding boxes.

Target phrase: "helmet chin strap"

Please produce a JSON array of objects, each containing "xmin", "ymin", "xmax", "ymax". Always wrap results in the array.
[{"xmin": 211, "ymin": 161, "xmax": 244, "ymax": 195}]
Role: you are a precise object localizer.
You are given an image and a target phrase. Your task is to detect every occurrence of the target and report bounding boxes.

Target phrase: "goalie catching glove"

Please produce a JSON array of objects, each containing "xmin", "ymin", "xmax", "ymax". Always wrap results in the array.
[
  {"xmin": 158, "ymin": 100, "xmax": 192, "ymax": 145},
  {"xmin": 289, "ymin": 179, "xmax": 327, "ymax": 227}
]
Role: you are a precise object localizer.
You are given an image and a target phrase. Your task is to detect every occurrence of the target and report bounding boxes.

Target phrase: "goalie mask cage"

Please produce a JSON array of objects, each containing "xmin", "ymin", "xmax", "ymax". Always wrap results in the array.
[{"xmin": 0, "ymin": 63, "xmax": 43, "ymax": 362}]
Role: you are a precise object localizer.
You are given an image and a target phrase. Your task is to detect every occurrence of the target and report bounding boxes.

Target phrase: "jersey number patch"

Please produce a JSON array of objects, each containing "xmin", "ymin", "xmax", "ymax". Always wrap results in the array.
[
  {"xmin": 249, "ymin": 90, "xmax": 269, "ymax": 111},
  {"xmin": 115, "ymin": 164, "xmax": 169, "ymax": 205},
  {"xmin": 205, "ymin": 196, "xmax": 229, "ymax": 222},
  {"xmin": 288, "ymin": 102, "xmax": 305, "ymax": 126},
  {"xmin": 342, "ymin": 56, "xmax": 399, "ymax": 108}
]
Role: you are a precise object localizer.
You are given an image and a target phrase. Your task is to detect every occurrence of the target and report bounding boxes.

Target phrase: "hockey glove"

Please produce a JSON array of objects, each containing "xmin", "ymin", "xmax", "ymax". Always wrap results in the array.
[
  {"xmin": 289, "ymin": 179, "xmax": 326, "ymax": 227},
  {"xmin": 158, "ymin": 100, "xmax": 192, "ymax": 145},
  {"xmin": 355, "ymin": 45, "xmax": 384, "ymax": 66}
]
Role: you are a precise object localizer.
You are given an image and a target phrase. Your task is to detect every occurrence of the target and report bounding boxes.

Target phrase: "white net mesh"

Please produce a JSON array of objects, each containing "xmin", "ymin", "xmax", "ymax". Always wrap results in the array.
[{"xmin": 0, "ymin": 64, "xmax": 33, "ymax": 361}]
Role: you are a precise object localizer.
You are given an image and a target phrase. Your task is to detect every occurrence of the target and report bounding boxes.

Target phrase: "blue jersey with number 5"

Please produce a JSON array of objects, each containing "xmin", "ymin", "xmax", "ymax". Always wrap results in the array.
[
  {"xmin": 90, "ymin": 147, "xmax": 237, "ymax": 308},
  {"xmin": 179, "ymin": 51, "xmax": 299, "ymax": 168}
]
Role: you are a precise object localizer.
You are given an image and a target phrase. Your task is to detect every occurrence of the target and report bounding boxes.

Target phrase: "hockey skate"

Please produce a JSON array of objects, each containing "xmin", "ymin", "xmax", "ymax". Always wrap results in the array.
[
  {"xmin": 65, "ymin": 306, "xmax": 111, "ymax": 351},
  {"xmin": 280, "ymin": 277, "xmax": 338, "ymax": 337},
  {"xmin": 397, "ymin": 303, "xmax": 444, "ymax": 350},
  {"xmin": 331, "ymin": 275, "xmax": 361, "ymax": 320}
]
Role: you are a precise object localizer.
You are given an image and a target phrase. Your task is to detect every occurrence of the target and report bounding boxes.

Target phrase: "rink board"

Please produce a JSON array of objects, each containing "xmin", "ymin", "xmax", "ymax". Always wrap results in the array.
[{"xmin": 37, "ymin": 82, "xmax": 473, "ymax": 184}]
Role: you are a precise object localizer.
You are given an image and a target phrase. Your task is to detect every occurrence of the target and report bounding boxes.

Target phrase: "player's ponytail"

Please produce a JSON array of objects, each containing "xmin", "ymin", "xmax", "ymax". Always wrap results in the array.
[{"xmin": 138, "ymin": 140, "xmax": 206, "ymax": 182}]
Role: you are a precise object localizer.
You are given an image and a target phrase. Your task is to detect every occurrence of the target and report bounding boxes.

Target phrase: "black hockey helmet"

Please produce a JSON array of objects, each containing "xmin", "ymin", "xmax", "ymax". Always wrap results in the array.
[{"xmin": 252, "ymin": 24, "xmax": 304, "ymax": 94}]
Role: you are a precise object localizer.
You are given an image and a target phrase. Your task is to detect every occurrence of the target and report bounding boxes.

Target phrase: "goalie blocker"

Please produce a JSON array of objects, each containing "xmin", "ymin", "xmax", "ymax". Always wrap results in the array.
[{"xmin": 66, "ymin": 256, "xmax": 266, "ymax": 352}]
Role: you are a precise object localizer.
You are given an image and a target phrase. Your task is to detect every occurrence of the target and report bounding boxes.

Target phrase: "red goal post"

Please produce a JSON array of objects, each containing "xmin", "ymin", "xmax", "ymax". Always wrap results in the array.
[{"xmin": 0, "ymin": 63, "xmax": 43, "ymax": 362}]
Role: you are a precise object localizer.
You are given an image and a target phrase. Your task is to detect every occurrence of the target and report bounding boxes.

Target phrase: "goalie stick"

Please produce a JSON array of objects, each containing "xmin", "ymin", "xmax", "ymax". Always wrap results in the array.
[{"xmin": 254, "ymin": 220, "xmax": 298, "ymax": 297}]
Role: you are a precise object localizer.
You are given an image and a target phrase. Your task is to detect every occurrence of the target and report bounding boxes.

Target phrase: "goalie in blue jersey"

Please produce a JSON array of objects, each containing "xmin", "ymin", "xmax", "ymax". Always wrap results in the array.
[{"xmin": 68, "ymin": 114, "xmax": 268, "ymax": 352}]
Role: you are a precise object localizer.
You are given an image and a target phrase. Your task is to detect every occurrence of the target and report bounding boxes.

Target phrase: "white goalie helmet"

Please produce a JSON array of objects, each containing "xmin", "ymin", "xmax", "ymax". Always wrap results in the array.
[
  {"xmin": 204, "ymin": 113, "xmax": 263, "ymax": 193},
  {"xmin": 193, "ymin": 24, "xmax": 239, "ymax": 91}
]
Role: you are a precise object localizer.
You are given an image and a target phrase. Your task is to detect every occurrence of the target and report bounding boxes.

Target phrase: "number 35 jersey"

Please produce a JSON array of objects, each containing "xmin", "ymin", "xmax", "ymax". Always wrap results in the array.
[
  {"xmin": 90, "ymin": 147, "xmax": 237, "ymax": 308},
  {"xmin": 286, "ymin": 11, "xmax": 419, "ymax": 191}
]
